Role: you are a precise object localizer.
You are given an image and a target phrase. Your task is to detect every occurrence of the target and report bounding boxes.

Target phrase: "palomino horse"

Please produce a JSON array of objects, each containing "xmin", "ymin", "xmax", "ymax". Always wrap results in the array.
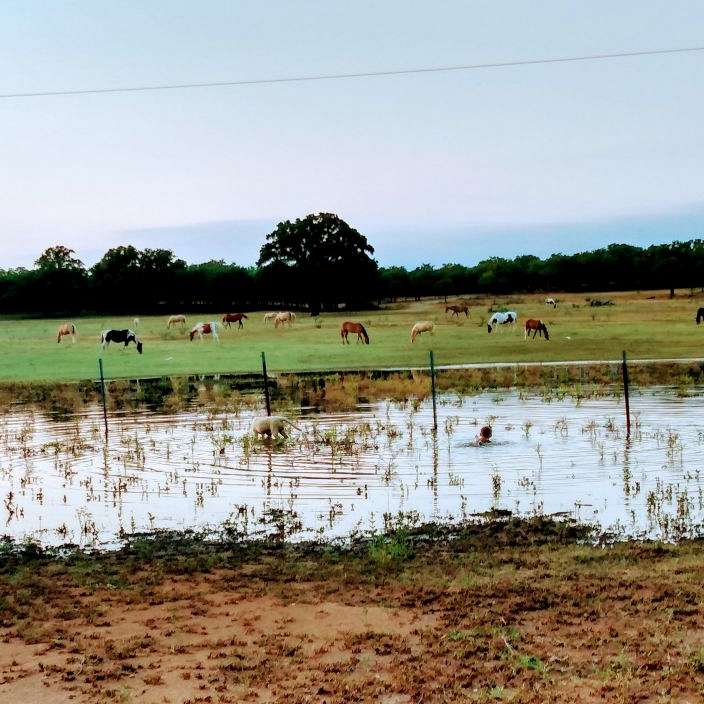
[
  {"xmin": 524, "ymin": 319, "xmax": 549, "ymax": 340},
  {"xmin": 696, "ymin": 308, "xmax": 704, "ymax": 324},
  {"xmin": 222, "ymin": 312, "xmax": 248, "ymax": 329},
  {"xmin": 263, "ymin": 312, "xmax": 277, "ymax": 324},
  {"xmin": 101, "ymin": 329, "xmax": 143, "ymax": 353},
  {"xmin": 411, "ymin": 321, "xmax": 434, "ymax": 342},
  {"xmin": 190, "ymin": 322, "xmax": 219, "ymax": 342},
  {"xmin": 167, "ymin": 314, "xmax": 186, "ymax": 328},
  {"xmin": 340, "ymin": 321, "xmax": 370, "ymax": 344},
  {"xmin": 487, "ymin": 311, "xmax": 518, "ymax": 333},
  {"xmin": 545, "ymin": 297, "xmax": 557, "ymax": 308},
  {"xmin": 445, "ymin": 302, "xmax": 469, "ymax": 317},
  {"xmin": 57, "ymin": 323, "xmax": 76, "ymax": 344},
  {"xmin": 274, "ymin": 311, "xmax": 296, "ymax": 328}
]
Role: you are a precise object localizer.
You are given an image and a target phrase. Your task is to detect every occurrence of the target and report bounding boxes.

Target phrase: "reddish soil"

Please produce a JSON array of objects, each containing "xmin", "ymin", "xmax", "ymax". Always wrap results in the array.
[{"xmin": 1, "ymin": 538, "xmax": 704, "ymax": 702}]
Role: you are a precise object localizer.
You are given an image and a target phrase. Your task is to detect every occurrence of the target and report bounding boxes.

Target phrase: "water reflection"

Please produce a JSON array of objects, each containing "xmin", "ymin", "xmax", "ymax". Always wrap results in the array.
[{"xmin": 0, "ymin": 388, "xmax": 703, "ymax": 547}]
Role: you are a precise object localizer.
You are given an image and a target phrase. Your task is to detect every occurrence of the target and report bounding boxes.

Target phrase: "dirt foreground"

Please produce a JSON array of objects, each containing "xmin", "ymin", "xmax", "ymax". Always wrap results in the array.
[{"xmin": 1, "ymin": 519, "xmax": 704, "ymax": 703}]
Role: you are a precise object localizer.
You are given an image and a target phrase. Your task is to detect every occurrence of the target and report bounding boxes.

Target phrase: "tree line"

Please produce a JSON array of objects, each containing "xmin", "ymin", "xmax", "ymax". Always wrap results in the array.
[{"xmin": 0, "ymin": 213, "xmax": 702, "ymax": 315}]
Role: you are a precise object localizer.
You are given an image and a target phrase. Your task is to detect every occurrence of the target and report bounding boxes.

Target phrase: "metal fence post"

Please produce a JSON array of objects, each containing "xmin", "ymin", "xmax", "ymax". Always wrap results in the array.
[
  {"xmin": 622, "ymin": 351, "xmax": 631, "ymax": 436},
  {"xmin": 98, "ymin": 357, "xmax": 108, "ymax": 437},
  {"xmin": 429, "ymin": 350, "xmax": 438, "ymax": 432},
  {"xmin": 261, "ymin": 351, "xmax": 271, "ymax": 416}
]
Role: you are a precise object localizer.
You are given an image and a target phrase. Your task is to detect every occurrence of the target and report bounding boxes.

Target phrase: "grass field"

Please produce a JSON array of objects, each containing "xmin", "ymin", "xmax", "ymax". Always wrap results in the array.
[{"xmin": 0, "ymin": 289, "xmax": 703, "ymax": 382}]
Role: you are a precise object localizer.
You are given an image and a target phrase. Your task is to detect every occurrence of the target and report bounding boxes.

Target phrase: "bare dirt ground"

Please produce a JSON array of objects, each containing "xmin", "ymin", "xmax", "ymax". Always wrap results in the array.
[{"xmin": 1, "ymin": 522, "xmax": 704, "ymax": 703}]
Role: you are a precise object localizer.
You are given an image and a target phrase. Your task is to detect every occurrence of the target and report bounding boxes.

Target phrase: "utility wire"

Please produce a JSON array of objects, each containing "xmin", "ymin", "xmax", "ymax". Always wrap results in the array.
[{"xmin": 1, "ymin": 46, "xmax": 702, "ymax": 100}]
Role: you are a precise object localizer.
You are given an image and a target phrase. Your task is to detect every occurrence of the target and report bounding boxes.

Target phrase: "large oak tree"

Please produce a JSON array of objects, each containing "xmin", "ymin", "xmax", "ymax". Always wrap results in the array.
[{"xmin": 257, "ymin": 213, "xmax": 378, "ymax": 314}]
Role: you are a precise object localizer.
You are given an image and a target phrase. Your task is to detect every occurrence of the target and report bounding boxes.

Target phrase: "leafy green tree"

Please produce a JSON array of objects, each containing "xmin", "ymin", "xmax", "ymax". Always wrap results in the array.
[
  {"xmin": 35, "ymin": 245, "xmax": 84, "ymax": 271},
  {"xmin": 33, "ymin": 246, "xmax": 87, "ymax": 312},
  {"xmin": 258, "ymin": 213, "xmax": 377, "ymax": 314}
]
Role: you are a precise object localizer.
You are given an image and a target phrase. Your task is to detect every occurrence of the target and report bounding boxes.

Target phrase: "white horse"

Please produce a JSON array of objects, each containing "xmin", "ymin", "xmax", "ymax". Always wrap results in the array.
[
  {"xmin": 189, "ymin": 321, "xmax": 219, "ymax": 342},
  {"xmin": 263, "ymin": 312, "xmax": 277, "ymax": 324},
  {"xmin": 167, "ymin": 314, "xmax": 186, "ymax": 328},
  {"xmin": 133, "ymin": 317, "xmax": 140, "ymax": 328},
  {"xmin": 545, "ymin": 298, "xmax": 557, "ymax": 308},
  {"xmin": 410, "ymin": 320, "xmax": 434, "ymax": 343},
  {"xmin": 487, "ymin": 311, "xmax": 518, "ymax": 333},
  {"xmin": 274, "ymin": 311, "xmax": 296, "ymax": 328}
]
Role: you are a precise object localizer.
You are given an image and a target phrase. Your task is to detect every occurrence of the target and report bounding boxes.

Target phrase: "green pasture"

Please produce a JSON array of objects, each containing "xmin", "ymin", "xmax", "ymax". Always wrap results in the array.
[{"xmin": 0, "ymin": 291, "xmax": 702, "ymax": 383}]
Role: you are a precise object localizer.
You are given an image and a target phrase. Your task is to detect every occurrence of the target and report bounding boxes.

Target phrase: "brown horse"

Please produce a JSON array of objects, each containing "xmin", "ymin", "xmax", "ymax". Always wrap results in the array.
[
  {"xmin": 57, "ymin": 322, "xmax": 76, "ymax": 343},
  {"xmin": 222, "ymin": 312, "xmax": 248, "ymax": 329},
  {"xmin": 445, "ymin": 302, "xmax": 469, "ymax": 317},
  {"xmin": 340, "ymin": 321, "xmax": 369, "ymax": 344},
  {"xmin": 524, "ymin": 319, "xmax": 549, "ymax": 340}
]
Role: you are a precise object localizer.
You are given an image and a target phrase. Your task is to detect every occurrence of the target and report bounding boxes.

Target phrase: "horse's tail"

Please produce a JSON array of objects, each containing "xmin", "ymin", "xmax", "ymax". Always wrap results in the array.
[{"xmin": 360, "ymin": 324, "xmax": 369, "ymax": 344}]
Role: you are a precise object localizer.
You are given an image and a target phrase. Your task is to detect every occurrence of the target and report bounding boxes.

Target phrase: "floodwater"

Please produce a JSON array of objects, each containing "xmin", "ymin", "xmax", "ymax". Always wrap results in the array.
[{"xmin": 1, "ymin": 388, "xmax": 703, "ymax": 547}]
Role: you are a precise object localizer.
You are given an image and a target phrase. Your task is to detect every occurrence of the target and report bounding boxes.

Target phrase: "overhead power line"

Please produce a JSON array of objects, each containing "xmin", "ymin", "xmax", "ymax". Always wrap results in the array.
[{"xmin": 1, "ymin": 46, "xmax": 702, "ymax": 100}]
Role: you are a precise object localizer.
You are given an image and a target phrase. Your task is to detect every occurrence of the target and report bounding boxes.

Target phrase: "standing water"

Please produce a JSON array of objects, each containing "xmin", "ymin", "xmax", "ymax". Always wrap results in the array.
[{"xmin": 1, "ymin": 388, "xmax": 703, "ymax": 546}]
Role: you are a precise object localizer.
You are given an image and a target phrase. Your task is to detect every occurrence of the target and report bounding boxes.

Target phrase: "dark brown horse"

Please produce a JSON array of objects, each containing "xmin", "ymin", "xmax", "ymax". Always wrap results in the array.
[
  {"xmin": 340, "ymin": 321, "xmax": 370, "ymax": 344},
  {"xmin": 222, "ymin": 312, "xmax": 248, "ymax": 329},
  {"xmin": 696, "ymin": 308, "xmax": 704, "ymax": 324},
  {"xmin": 524, "ymin": 319, "xmax": 549, "ymax": 340},
  {"xmin": 445, "ymin": 302, "xmax": 469, "ymax": 317}
]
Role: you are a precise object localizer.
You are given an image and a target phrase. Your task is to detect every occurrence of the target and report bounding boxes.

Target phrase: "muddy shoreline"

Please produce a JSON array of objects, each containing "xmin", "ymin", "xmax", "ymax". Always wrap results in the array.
[{"xmin": 2, "ymin": 517, "xmax": 704, "ymax": 702}]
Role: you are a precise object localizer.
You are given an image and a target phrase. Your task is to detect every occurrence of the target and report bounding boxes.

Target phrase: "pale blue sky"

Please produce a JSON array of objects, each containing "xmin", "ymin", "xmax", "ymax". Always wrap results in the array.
[{"xmin": 1, "ymin": 1, "xmax": 703, "ymax": 268}]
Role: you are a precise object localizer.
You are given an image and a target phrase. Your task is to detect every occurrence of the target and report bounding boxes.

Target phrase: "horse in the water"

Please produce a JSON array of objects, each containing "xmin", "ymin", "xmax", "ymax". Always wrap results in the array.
[
  {"xmin": 167, "ymin": 314, "xmax": 186, "ymax": 328},
  {"xmin": 524, "ymin": 318, "xmax": 549, "ymax": 340},
  {"xmin": 57, "ymin": 323, "xmax": 76, "ymax": 344},
  {"xmin": 222, "ymin": 312, "xmax": 248, "ymax": 329},
  {"xmin": 411, "ymin": 321, "xmax": 434, "ymax": 342},
  {"xmin": 340, "ymin": 321, "xmax": 369, "ymax": 344},
  {"xmin": 274, "ymin": 311, "xmax": 296, "ymax": 328},
  {"xmin": 445, "ymin": 302, "xmax": 469, "ymax": 317},
  {"xmin": 696, "ymin": 308, "xmax": 704, "ymax": 324},
  {"xmin": 487, "ymin": 311, "xmax": 518, "ymax": 333},
  {"xmin": 190, "ymin": 322, "xmax": 219, "ymax": 342},
  {"xmin": 101, "ymin": 329, "xmax": 143, "ymax": 353}
]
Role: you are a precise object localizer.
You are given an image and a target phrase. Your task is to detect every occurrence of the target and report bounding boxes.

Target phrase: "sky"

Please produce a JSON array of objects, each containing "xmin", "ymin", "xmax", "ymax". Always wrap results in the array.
[{"xmin": 1, "ymin": 1, "xmax": 703, "ymax": 269}]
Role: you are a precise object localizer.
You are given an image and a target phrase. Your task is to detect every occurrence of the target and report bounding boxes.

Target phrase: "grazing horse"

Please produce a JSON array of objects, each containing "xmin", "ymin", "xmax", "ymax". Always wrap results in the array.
[
  {"xmin": 524, "ymin": 318, "xmax": 549, "ymax": 340},
  {"xmin": 487, "ymin": 311, "xmax": 518, "ymax": 333},
  {"xmin": 445, "ymin": 302, "xmax": 470, "ymax": 317},
  {"xmin": 545, "ymin": 297, "xmax": 557, "ymax": 308},
  {"xmin": 263, "ymin": 312, "xmax": 277, "ymax": 324},
  {"xmin": 190, "ymin": 321, "xmax": 219, "ymax": 342},
  {"xmin": 101, "ymin": 329, "xmax": 143, "ymax": 353},
  {"xmin": 411, "ymin": 321, "xmax": 434, "ymax": 343},
  {"xmin": 696, "ymin": 308, "xmax": 704, "ymax": 324},
  {"xmin": 222, "ymin": 312, "xmax": 248, "ymax": 329},
  {"xmin": 167, "ymin": 314, "xmax": 186, "ymax": 328},
  {"xmin": 274, "ymin": 311, "xmax": 296, "ymax": 328},
  {"xmin": 57, "ymin": 323, "xmax": 76, "ymax": 344},
  {"xmin": 340, "ymin": 321, "xmax": 370, "ymax": 344}
]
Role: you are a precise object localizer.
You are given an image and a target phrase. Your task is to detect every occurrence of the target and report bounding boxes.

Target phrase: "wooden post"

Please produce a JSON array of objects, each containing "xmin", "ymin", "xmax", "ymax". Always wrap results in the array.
[
  {"xmin": 622, "ymin": 350, "xmax": 631, "ymax": 436},
  {"xmin": 429, "ymin": 350, "xmax": 438, "ymax": 432},
  {"xmin": 261, "ymin": 351, "xmax": 271, "ymax": 416},
  {"xmin": 98, "ymin": 357, "xmax": 108, "ymax": 437}
]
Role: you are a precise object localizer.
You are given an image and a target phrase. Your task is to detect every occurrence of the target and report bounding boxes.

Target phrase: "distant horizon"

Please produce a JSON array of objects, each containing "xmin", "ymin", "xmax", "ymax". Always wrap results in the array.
[
  {"xmin": 3, "ymin": 202, "xmax": 703, "ymax": 271},
  {"xmin": 2, "ymin": 2, "xmax": 703, "ymax": 273}
]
